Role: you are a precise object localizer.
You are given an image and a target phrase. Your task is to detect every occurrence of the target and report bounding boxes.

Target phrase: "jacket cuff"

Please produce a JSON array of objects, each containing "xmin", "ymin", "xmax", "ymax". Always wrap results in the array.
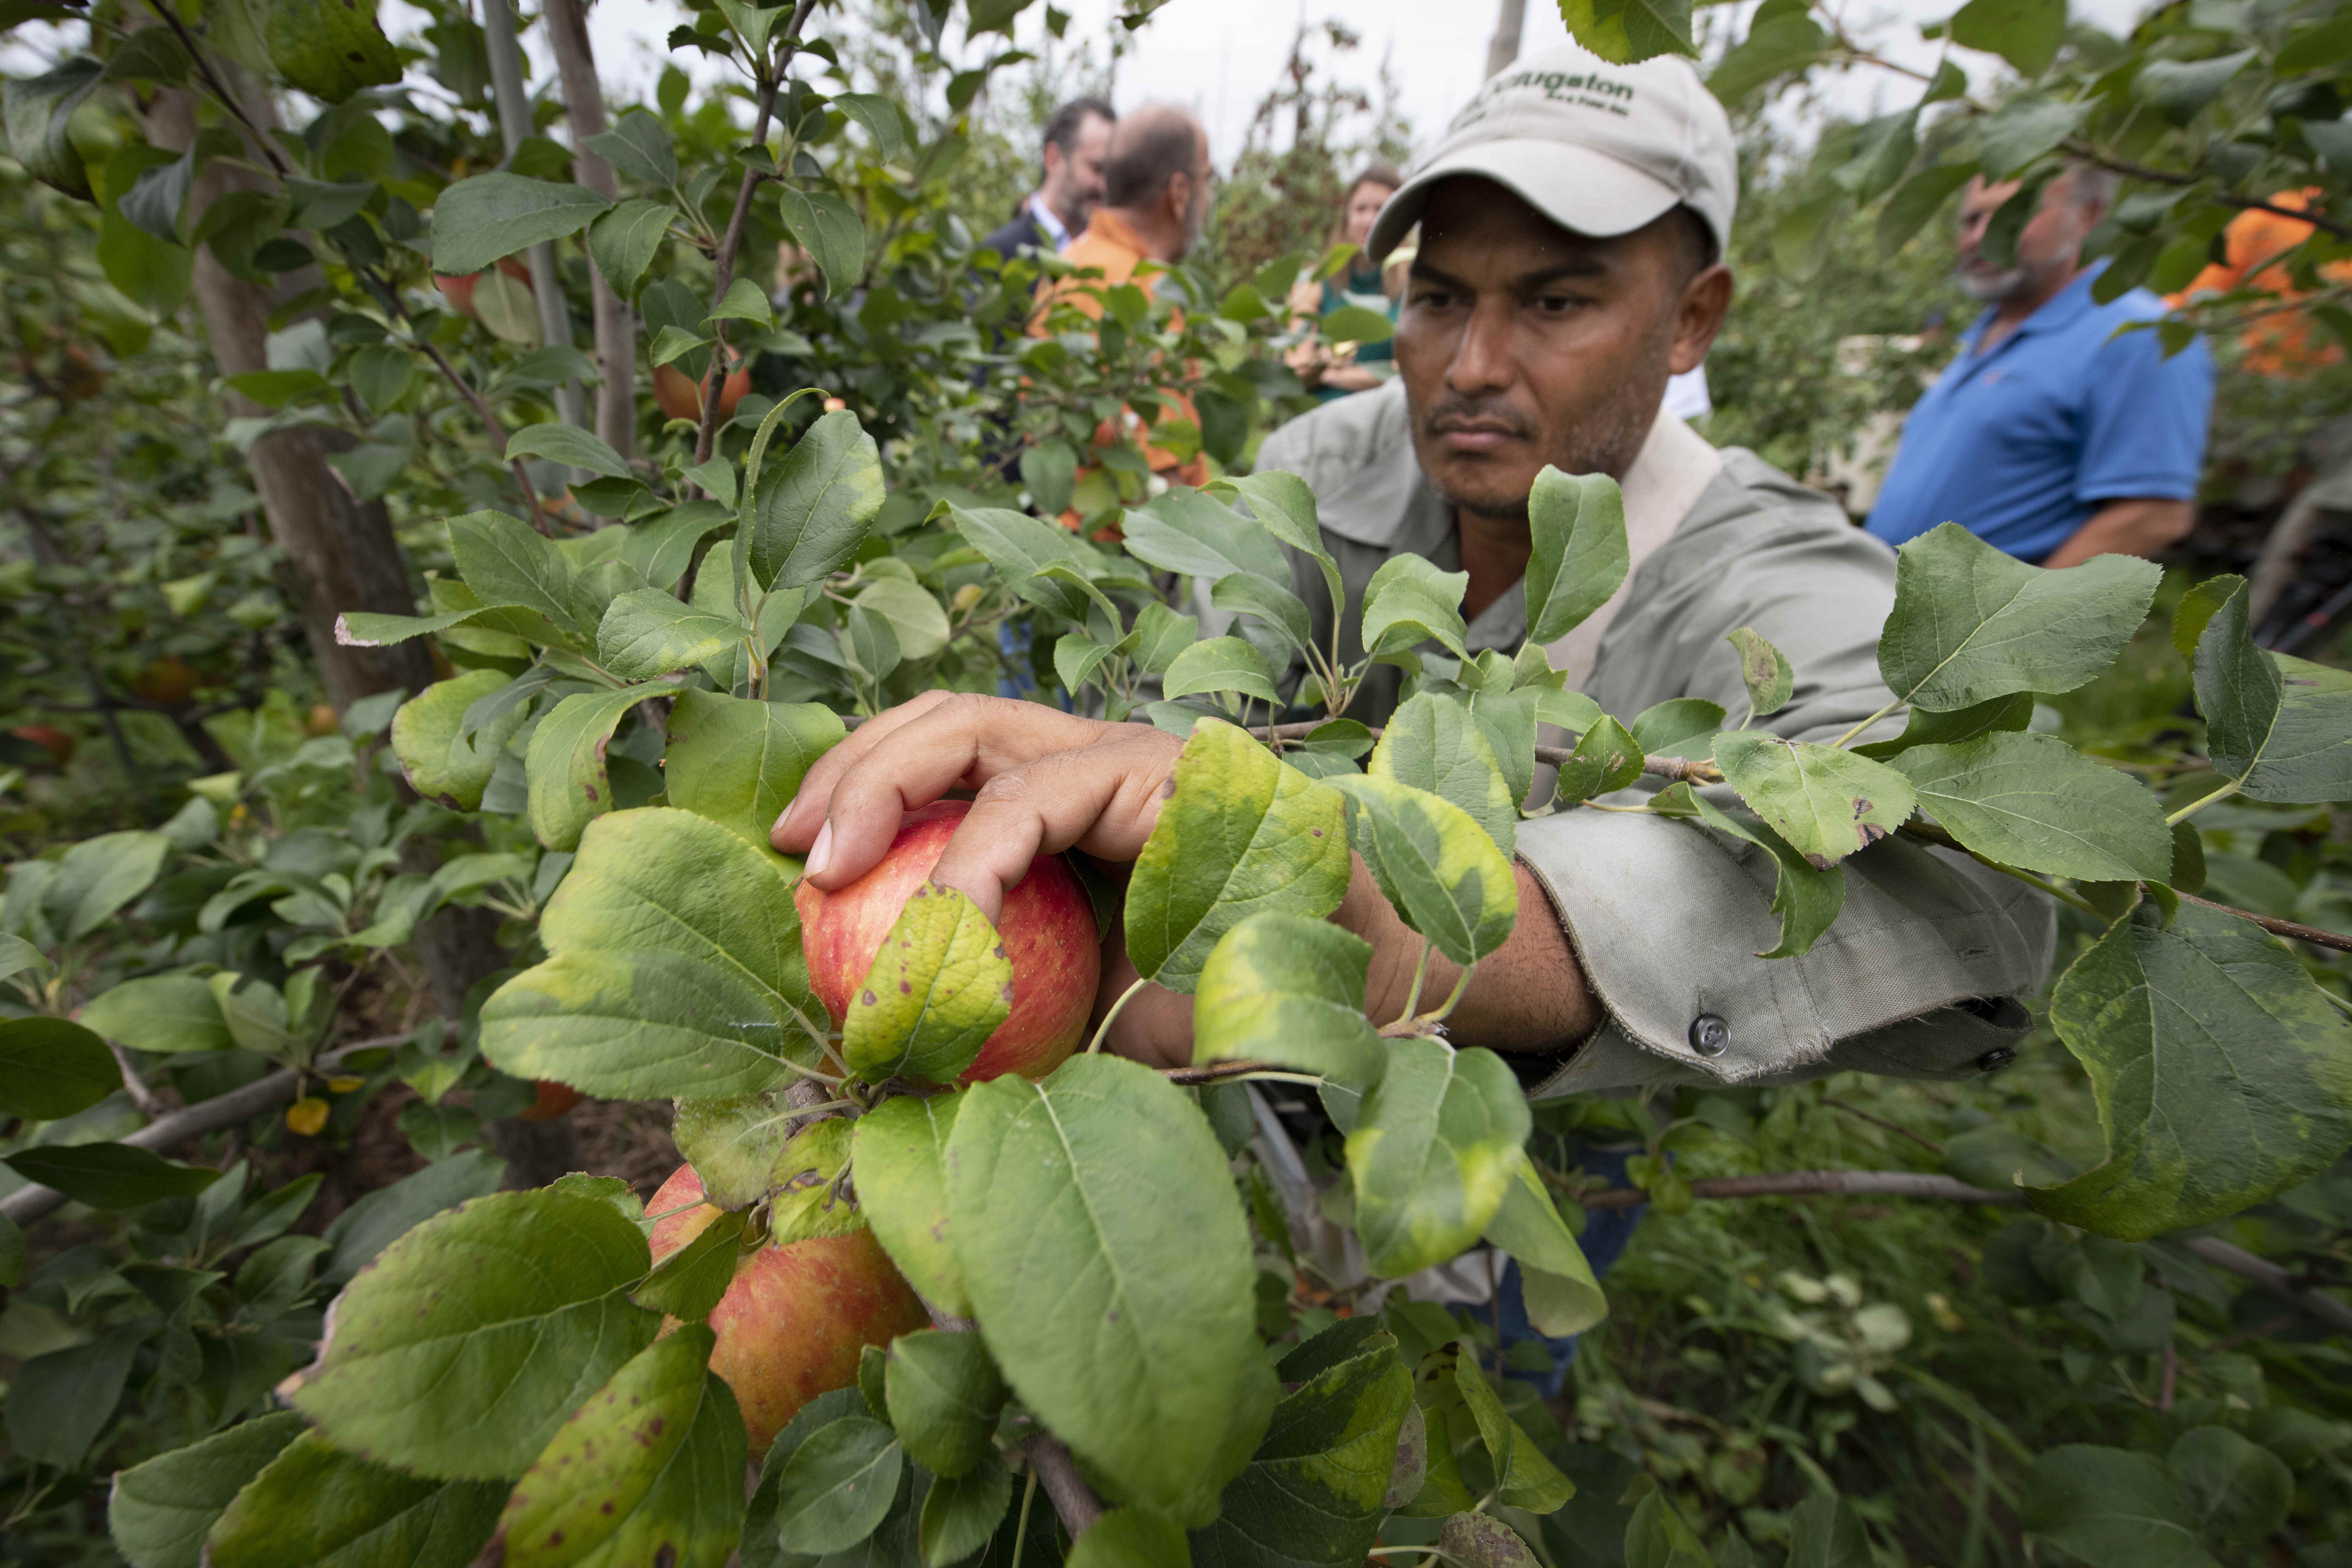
[{"xmin": 1509, "ymin": 796, "xmax": 2055, "ymax": 1097}]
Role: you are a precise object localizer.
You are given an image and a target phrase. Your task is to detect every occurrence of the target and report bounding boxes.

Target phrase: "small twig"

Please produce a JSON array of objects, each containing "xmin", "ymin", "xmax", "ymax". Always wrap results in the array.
[
  {"xmin": 0, "ymin": 1027, "xmax": 436, "ymax": 1228},
  {"xmin": 104, "ymin": 1038, "xmax": 165, "ymax": 1119},
  {"xmin": 1020, "ymin": 1431, "xmax": 1106, "ymax": 1538},
  {"xmin": 2175, "ymin": 892, "xmax": 2352, "ymax": 955},
  {"xmin": 1159, "ymin": 1058, "xmax": 1290, "ymax": 1085},
  {"xmin": 1250, "ymin": 719, "xmax": 1720, "ymax": 784},
  {"xmin": 2158, "ymin": 1338, "xmax": 2179, "ymax": 1411},
  {"xmin": 1820, "ymin": 1096, "xmax": 1946, "ymax": 1156},
  {"xmin": 2182, "ymin": 1237, "xmax": 2352, "ymax": 1338}
]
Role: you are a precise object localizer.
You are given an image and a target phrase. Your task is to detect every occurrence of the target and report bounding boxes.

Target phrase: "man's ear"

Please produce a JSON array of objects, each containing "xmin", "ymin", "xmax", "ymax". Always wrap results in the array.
[
  {"xmin": 1670, "ymin": 264, "xmax": 1735, "ymax": 376},
  {"xmin": 1041, "ymin": 141, "xmax": 1065, "ymax": 183},
  {"xmin": 1164, "ymin": 171, "xmax": 1191, "ymax": 225}
]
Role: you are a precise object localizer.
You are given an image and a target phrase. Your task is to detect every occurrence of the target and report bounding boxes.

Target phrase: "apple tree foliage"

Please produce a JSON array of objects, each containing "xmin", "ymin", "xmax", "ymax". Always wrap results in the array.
[{"xmin": 1, "ymin": 0, "xmax": 2350, "ymax": 1562}]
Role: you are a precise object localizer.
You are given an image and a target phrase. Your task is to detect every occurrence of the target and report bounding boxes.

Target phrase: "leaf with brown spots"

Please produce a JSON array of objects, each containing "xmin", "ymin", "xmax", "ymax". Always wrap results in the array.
[
  {"xmin": 1712, "ymin": 730, "xmax": 1917, "ymax": 869},
  {"xmin": 841, "ymin": 881, "xmax": 1011, "ymax": 1086},
  {"xmin": 490, "ymin": 1325, "xmax": 746, "ymax": 1568}
]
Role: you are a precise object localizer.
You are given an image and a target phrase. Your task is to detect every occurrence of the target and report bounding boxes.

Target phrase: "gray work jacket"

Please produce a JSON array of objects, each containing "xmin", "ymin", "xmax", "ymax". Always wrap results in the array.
[{"xmin": 1253, "ymin": 381, "xmax": 2055, "ymax": 1096}]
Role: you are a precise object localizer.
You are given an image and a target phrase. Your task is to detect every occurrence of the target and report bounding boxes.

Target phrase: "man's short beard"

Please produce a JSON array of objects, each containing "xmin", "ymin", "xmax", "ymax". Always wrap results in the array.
[
  {"xmin": 1958, "ymin": 264, "xmax": 2025, "ymax": 302},
  {"xmin": 1421, "ymin": 367, "xmax": 1663, "ymax": 522}
]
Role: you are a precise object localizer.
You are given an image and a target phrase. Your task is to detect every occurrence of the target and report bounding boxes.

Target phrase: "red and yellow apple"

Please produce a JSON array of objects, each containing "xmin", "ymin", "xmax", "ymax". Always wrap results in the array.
[
  {"xmin": 430, "ymin": 256, "xmax": 532, "ymax": 320},
  {"xmin": 518, "ymin": 1080, "xmax": 582, "ymax": 1121},
  {"xmin": 794, "ymin": 799, "xmax": 1100, "ymax": 1084},
  {"xmin": 646, "ymin": 1162, "xmax": 929, "ymax": 1453},
  {"xmin": 652, "ymin": 354, "xmax": 751, "ymax": 423}
]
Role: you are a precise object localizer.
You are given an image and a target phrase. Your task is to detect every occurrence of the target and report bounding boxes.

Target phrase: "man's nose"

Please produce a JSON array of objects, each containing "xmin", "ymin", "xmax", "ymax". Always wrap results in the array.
[{"xmin": 1446, "ymin": 299, "xmax": 1516, "ymax": 396}]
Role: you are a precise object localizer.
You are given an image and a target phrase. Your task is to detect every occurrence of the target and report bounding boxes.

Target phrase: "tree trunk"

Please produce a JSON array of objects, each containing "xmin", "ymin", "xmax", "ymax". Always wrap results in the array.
[
  {"xmin": 1486, "ymin": 0, "xmax": 1529, "ymax": 77},
  {"xmin": 143, "ymin": 88, "xmax": 432, "ymax": 712},
  {"xmin": 545, "ymin": 0, "xmax": 638, "ymax": 459},
  {"xmin": 482, "ymin": 0, "xmax": 588, "ymax": 433}
]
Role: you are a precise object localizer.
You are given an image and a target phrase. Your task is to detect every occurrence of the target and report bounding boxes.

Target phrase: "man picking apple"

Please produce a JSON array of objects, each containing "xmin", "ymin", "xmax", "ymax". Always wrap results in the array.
[{"xmin": 779, "ymin": 43, "xmax": 2052, "ymax": 1096}]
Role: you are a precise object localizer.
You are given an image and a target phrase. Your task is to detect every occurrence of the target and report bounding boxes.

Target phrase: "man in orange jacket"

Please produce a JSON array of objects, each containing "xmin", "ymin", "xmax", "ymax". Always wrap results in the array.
[{"xmin": 1036, "ymin": 104, "xmax": 1217, "ymax": 506}]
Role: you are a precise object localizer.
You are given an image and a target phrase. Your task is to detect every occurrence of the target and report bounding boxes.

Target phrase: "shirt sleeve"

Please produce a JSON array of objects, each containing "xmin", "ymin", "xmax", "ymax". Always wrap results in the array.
[
  {"xmin": 1512, "ymin": 795, "xmax": 2056, "ymax": 1096},
  {"xmin": 2074, "ymin": 322, "xmax": 2215, "ymax": 506}
]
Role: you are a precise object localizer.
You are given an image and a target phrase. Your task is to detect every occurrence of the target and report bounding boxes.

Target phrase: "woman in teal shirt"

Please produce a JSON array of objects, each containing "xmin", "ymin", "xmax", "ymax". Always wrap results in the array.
[{"xmin": 1289, "ymin": 161, "xmax": 1404, "ymax": 402}]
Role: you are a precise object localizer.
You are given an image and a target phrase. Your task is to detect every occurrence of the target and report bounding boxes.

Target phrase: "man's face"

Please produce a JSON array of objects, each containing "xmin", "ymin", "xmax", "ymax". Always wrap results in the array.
[
  {"xmin": 1395, "ymin": 178, "xmax": 1715, "ymax": 520},
  {"xmin": 1043, "ymin": 112, "xmax": 1114, "ymax": 228},
  {"xmin": 1955, "ymin": 174, "xmax": 2094, "ymax": 303}
]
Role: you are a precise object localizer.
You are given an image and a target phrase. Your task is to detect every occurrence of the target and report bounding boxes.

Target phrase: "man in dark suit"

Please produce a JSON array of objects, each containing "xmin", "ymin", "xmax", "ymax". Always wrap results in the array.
[{"xmin": 983, "ymin": 96, "xmax": 1116, "ymax": 259}]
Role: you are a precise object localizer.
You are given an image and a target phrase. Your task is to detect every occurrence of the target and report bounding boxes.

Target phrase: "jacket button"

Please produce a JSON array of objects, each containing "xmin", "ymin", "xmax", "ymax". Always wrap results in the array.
[
  {"xmin": 1976, "ymin": 1047, "xmax": 2016, "ymax": 1072},
  {"xmin": 1688, "ymin": 1014, "xmax": 1730, "ymax": 1056}
]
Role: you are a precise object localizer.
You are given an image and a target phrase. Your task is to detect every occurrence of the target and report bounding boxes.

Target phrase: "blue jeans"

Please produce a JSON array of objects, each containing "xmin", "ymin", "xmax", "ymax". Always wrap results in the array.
[{"xmin": 1495, "ymin": 1142, "xmax": 1646, "ymax": 1397}]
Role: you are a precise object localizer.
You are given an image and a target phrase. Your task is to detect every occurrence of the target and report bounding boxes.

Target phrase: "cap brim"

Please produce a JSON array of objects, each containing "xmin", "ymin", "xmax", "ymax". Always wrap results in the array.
[{"xmin": 1367, "ymin": 139, "xmax": 1682, "ymax": 262}]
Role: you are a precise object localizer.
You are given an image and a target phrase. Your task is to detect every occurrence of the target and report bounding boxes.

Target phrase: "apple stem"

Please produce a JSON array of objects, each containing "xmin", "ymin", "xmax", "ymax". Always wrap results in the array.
[
  {"xmin": 1009, "ymin": 1466, "xmax": 1039, "ymax": 1567},
  {"xmin": 1085, "ymin": 975, "xmax": 1150, "ymax": 1056}
]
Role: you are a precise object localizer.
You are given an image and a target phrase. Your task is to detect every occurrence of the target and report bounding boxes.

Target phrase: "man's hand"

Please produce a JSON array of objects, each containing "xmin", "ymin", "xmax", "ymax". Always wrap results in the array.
[{"xmin": 774, "ymin": 694, "xmax": 1601, "ymax": 1069}]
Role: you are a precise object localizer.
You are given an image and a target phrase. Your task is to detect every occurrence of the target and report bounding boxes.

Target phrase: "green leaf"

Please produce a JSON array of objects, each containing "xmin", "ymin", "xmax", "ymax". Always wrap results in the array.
[
  {"xmin": 2033, "ymin": 901, "xmax": 2352, "ymax": 1239},
  {"xmin": 204, "ymin": 1428, "xmax": 505, "ymax": 1568},
  {"xmin": 587, "ymin": 198, "xmax": 675, "ymax": 298},
  {"xmin": 1556, "ymin": 0, "xmax": 1697, "ymax": 64},
  {"xmin": 1483, "ymin": 1151, "xmax": 1606, "ymax": 1336},
  {"xmin": 1217, "ymin": 469, "xmax": 1342, "ymax": 609},
  {"xmin": 583, "ymin": 109, "xmax": 678, "ymax": 187},
  {"xmin": 2168, "ymin": 1425, "xmax": 2292, "ymax": 1548},
  {"xmin": 621, "ymin": 501, "xmax": 733, "ymax": 590},
  {"xmin": 1320, "ymin": 303, "xmax": 1394, "ymax": 344},
  {"xmin": 885, "ymin": 1330, "xmax": 1007, "ymax": 1478},
  {"xmin": 1552, "ymin": 716, "xmax": 1645, "ymax": 807},
  {"xmin": 776, "ymin": 186, "xmax": 866, "ymax": 300},
  {"xmin": 946, "ymin": 1054, "xmax": 1275, "ymax": 1526},
  {"xmin": 524, "ymin": 689, "xmax": 649, "ymax": 851},
  {"xmin": 431, "ymin": 174, "xmax": 612, "ymax": 275},
  {"xmin": 1331, "ymin": 775, "xmax": 1519, "ymax": 966},
  {"xmin": 2134, "ymin": 51, "xmax": 2256, "ymax": 124},
  {"xmin": 856, "ymin": 577, "xmax": 952, "ymax": 661},
  {"xmin": 1879, "ymin": 523, "xmax": 2158, "ymax": 710},
  {"xmin": 481, "ymin": 808, "xmax": 820, "ymax": 1099},
  {"xmin": 669, "ymin": 1093, "xmax": 800, "ymax": 1211},
  {"xmin": 3, "ymin": 58, "xmax": 102, "ymax": 197},
  {"xmin": 390, "ymin": 670, "xmax": 529, "ymax": 812},
  {"xmin": 598, "ymin": 590, "xmax": 742, "ymax": 680},
  {"xmin": 109, "ymin": 1412, "xmax": 305, "ymax": 1568},
  {"xmin": 663, "ymin": 690, "xmax": 842, "ymax": 854},
  {"xmin": 490, "ymin": 1324, "xmax": 746, "ymax": 1568},
  {"xmin": 265, "ymin": 0, "xmax": 398, "ymax": 99},
  {"xmin": 2019, "ymin": 1445, "xmax": 2216, "ymax": 1568},
  {"xmin": 1346, "ymin": 1039, "xmax": 1529, "ymax": 1277},
  {"xmin": 1163, "ymin": 636, "xmax": 1283, "ymax": 707},
  {"xmin": 1891, "ymin": 731, "xmax": 2173, "ymax": 881},
  {"xmin": 0, "ymin": 1016, "xmax": 121, "ymax": 1118},
  {"xmin": 293, "ymin": 1188, "xmax": 660, "ymax": 1479},
  {"xmin": 1724, "ymin": 628, "xmax": 1794, "ymax": 721},
  {"xmin": 1069, "ymin": 1508, "xmax": 1191, "ymax": 1568},
  {"xmin": 1628, "ymin": 698, "xmax": 1725, "ymax": 758},
  {"xmin": 844, "ymin": 605, "xmax": 901, "ymax": 682},
  {"xmin": 1687, "ymin": 793, "xmax": 1847, "ymax": 959},
  {"xmin": 449, "ymin": 508, "xmax": 579, "ymax": 633},
  {"xmin": 1976, "ymin": 97, "xmax": 2089, "ymax": 179},
  {"xmin": 44, "ymin": 829, "xmax": 171, "ymax": 942},
  {"xmin": 1371, "ymin": 692, "xmax": 1517, "ymax": 856},
  {"xmin": 1852, "ymin": 691, "xmax": 2034, "ymax": 760},
  {"xmin": 844, "ymin": 882, "xmax": 1013, "ymax": 1086},
  {"xmin": 1524, "ymin": 466, "xmax": 1629, "ymax": 645},
  {"xmin": 1454, "ymin": 1354, "xmax": 1573, "ymax": 1510},
  {"xmin": 1622, "ymin": 1488, "xmax": 1714, "ymax": 1568},
  {"xmin": 1187, "ymin": 1324, "xmax": 1414, "ymax": 1568},
  {"xmin": 1192, "ymin": 911, "xmax": 1387, "ymax": 1087},
  {"xmin": 747, "ymin": 410, "xmax": 884, "ymax": 591},
  {"xmin": 774, "ymin": 1416, "xmax": 904, "ymax": 1554},
  {"xmin": 1123, "ymin": 720, "xmax": 1353, "ymax": 994},
  {"xmin": 1438, "ymin": 1512, "xmax": 1541, "ymax": 1568},
  {"xmin": 919, "ymin": 1451, "xmax": 1010, "ymax": 1568},
  {"xmin": 632, "ymin": 1206, "xmax": 746, "ymax": 1321},
  {"xmin": 0, "ymin": 931, "xmax": 48, "ymax": 986},
  {"xmin": 1211, "ymin": 571, "xmax": 1315, "ymax": 655},
  {"xmin": 1712, "ymin": 731, "xmax": 1915, "ymax": 870},
  {"xmin": 1122, "ymin": 488, "xmax": 1292, "ymax": 584},
  {"xmin": 947, "ymin": 504, "xmax": 1099, "ymax": 618},
  {"xmin": 1877, "ymin": 162, "xmax": 1979, "ymax": 257},
  {"xmin": 1361, "ymin": 553, "xmax": 1469, "ymax": 661},
  {"xmin": 3, "ymin": 1143, "xmax": 217, "ymax": 1208},
  {"xmin": 852, "ymin": 1091, "xmax": 970, "ymax": 1316},
  {"xmin": 1948, "ymin": 0, "xmax": 2065, "ymax": 77},
  {"xmin": 2195, "ymin": 578, "xmax": 2352, "ymax": 803},
  {"xmin": 505, "ymin": 423, "xmax": 634, "ymax": 481}
]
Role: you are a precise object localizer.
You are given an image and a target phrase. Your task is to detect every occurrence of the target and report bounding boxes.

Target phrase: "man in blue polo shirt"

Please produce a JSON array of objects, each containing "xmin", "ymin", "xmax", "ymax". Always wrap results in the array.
[{"xmin": 1867, "ymin": 167, "xmax": 2215, "ymax": 567}]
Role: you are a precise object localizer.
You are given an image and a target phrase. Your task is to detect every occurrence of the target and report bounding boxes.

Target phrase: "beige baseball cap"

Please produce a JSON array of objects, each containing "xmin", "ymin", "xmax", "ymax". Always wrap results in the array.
[{"xmin": 1367, "ymin": 42, "xmax": 1737, "ymax": 263}]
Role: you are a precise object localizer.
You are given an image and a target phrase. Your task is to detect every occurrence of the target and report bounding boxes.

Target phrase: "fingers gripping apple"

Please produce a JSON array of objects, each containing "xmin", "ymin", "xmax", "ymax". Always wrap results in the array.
[
  {"xmin": 646, "ymin": 1162, "xmax": 929, "ymax": 1454},
  {"xmin": 793, "ymin": 799, "xmax": 1100, "ymax": 1083}
]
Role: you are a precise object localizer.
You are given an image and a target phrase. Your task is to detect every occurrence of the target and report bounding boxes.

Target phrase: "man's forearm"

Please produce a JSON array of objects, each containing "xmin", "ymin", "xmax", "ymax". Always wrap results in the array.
[
  {"xmin": 2039, "ymin": 497, "xmax": 2193, "ymax": 569},
  {"xmin": 1343, "ymin": 858, "xmax": 1600, "ymax": 1055}
]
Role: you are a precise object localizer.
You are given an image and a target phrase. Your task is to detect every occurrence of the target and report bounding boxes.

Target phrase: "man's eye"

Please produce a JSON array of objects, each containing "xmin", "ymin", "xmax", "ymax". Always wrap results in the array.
[{"xmin": 1534, "ymin": 293, "xmax": 1579, "ymax": 314}]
